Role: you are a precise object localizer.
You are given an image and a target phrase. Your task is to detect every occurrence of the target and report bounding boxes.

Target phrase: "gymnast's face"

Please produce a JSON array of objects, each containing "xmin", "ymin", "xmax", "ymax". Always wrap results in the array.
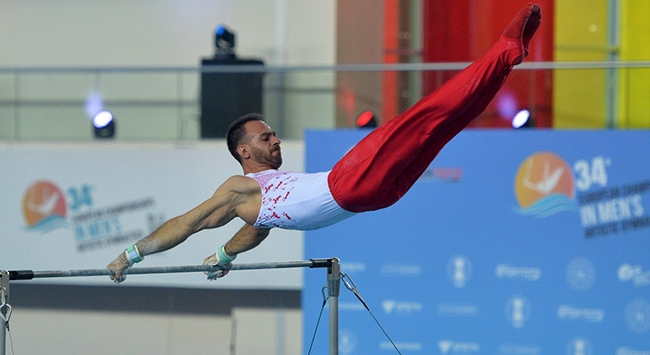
[{"xmin": 243, "ymin": 120, "xmax": 282, "ymax": 169}]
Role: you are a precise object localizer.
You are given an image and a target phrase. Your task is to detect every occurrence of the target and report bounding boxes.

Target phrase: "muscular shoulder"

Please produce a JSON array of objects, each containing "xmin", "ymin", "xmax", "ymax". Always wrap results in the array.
[
  {"xmin": 220, "ymin": 175, "xmax": 261, "ymax": 195},
  {"xmin": 217, "ymin": 175, "xmax": 262, "ymax": 225}
]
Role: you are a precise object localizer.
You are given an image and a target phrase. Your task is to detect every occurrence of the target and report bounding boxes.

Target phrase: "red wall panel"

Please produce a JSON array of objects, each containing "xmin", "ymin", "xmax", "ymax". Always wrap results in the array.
[{"xmin": 422, "ymin": 0, "xmax": 554, "ymax": 128}]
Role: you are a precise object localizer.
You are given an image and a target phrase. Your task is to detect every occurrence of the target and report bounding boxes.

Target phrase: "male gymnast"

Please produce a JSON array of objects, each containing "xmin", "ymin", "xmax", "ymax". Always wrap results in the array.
[{"xmin": 108, "ymin": 3, "xmax": 542, "ymax": 283}]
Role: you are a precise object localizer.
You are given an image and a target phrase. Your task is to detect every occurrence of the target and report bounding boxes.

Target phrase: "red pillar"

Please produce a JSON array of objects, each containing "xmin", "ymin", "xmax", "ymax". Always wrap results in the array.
[
  {"xmin": 422, "ymin": 0, "xmax": 555, "ymax": 128},
  {"xmin": 382, "ymin": 0, "xmax": 400, "ymax": 122}
]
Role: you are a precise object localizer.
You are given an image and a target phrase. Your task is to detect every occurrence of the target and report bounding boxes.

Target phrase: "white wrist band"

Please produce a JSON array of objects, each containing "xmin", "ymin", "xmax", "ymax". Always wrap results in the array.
[{"xmin": 124, "ymin": 244, "xmax": 144, "ymax": 266}]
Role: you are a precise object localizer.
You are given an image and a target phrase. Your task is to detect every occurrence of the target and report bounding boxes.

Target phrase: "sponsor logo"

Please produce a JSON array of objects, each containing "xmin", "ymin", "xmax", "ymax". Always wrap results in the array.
[
  {"xmin": 498, "ymin": 344, "xmax": 541, "ymax": 355},
  {"xmin": 618, "ymin": 264, "xmax": 650, "ymax": 287},
  {"xmin": 340, "ymin": 261, "xmax": 366, "ymax": 274},
  {"xmin": 381, "ymin": 264, "xmax": 422, "ymax": 277},
  {"xmin": 22, "ymin": 180, "xmax": 68, "ymax": 232},
  {"xmin": 339, "ymin": 302, "xmax": 366, "ymax": 311},
  {"xmin": 617, "ymin": 347, "xmax": 650, "ymax": 355},
  {"xmin": 566, "ymin": 257, "xmax": 596, "ymax": 292},
  {"xmin": 419, "ymin": 167, "xmax": 463, "ymax": 183},
  {"xmin": 438, "ymin": 340, "xmax": 480, "ymax": 354},
  {"xmin": 625, "ymin": 298, "xmax": 650, "ymax": 334},
  {"xmin": 380, "ymin": 341, "xmax": 423, "ymax": 352},
  {"xmin": 447, "ymin": 255, "xmax": 471, "ymax": 288},
  {"xmin": 506, "ymin": 295, "xmax": 531, "ymax": 328},
  {"xmin": 513, "ymin": 152, "xmax": 576, "ymax": 218},
  {"xmin": 566, "ymin": 337, "xmax": 593, "ymax": 355},
  {"xmin": 557, "ymin": 305, "xmax": 605, "ymax": 322},
  {"xmin": 495, "ymin": 264, "xmax": 542, "ymax": 281},
  {"xmin": 382, "ymin": 300, "xmax": 423, "ymax": 315},
  {"xmin": 437, "ymin": 303, "xmax": 479, "ymax": 317},
  {"xmin": 339, "ymin": 329, "xmax": 357, "ymax": 354}
]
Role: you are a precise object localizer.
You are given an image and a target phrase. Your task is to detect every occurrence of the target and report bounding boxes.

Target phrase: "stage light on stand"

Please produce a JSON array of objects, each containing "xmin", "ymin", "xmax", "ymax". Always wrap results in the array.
[
  {"xmin": 356, "ymin": 110, "xmax": 378, "ymax": 128},
  {"xmin": 512, "ymin": 109, "xmax": 534, "ymax": 129},
  {"xmin": 214, "ymin": 25, "xmax": 236, "ymax": 58},
  {"xmin": 93, "ymin": 110, "xmax": 115, "ymax": 139}
]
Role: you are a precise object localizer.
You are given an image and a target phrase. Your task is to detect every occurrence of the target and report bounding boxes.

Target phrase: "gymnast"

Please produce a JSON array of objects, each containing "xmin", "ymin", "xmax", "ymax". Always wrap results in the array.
[{"xmin": 107, "ymin": 3, "xmax": 542, "ymax": 283}]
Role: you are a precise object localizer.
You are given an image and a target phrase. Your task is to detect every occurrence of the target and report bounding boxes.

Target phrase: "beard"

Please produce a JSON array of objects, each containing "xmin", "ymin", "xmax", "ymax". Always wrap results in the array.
[{"xmin": 251, "ymin": 146, "xmax": 283, "ymax": 169}]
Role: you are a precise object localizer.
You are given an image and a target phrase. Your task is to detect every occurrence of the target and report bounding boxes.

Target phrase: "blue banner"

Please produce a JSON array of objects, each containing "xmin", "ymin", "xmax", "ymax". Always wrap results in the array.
[{"xmin": 303, "ymin": 130, "xmax": 650, "ymax": 355}]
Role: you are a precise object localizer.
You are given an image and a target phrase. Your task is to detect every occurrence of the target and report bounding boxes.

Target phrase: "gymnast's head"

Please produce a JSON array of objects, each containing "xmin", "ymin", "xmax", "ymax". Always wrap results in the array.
[{"xmin": 226, "ymin": 113, "xmax": 282, "ymax": 170}]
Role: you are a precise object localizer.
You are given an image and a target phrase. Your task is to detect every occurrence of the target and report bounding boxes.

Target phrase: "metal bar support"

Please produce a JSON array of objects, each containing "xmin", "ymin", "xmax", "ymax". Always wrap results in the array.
[
  {"xmin": 1, "ymin": 270, "xmax": 9, "ymax": 355},
  {"xmin": 328, "ymin": 258, "xmax": 340, "ymax": 355}
]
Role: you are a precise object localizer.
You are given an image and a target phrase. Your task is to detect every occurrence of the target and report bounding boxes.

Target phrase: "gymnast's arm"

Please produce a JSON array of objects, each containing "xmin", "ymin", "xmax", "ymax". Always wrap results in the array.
[
  {"xmin": 107, "ymin": 175, "xmax": 262, "ymax": 282},
  {"xmin": 202, "ymin": 223, "xmax": 270, "ymax": 267}
]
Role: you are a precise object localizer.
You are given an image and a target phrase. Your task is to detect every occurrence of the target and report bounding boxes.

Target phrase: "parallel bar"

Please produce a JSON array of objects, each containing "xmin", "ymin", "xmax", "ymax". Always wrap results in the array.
[{"xmin": 8, "ymin": 259, "xmax": 331, "ymax": 280}]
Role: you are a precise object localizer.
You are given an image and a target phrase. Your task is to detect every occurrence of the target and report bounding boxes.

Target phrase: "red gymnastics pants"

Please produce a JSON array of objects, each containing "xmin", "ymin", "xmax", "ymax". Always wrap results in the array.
[{"xmin": 328, "ymin": 36, "xmax": 526, "ymax": 213}]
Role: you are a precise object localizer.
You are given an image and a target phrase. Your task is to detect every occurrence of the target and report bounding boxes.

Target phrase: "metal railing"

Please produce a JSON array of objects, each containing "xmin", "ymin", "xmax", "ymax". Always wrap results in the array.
[{"xmin": 1, "ymin": 61, "xmax": 649, "ymax": 141}]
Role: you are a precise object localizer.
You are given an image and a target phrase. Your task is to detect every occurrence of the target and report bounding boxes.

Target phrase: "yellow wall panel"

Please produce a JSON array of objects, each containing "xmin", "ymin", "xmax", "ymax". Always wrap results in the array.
[
  {"xmin": 617, "ymin": 0, "xmax": 650, "ymax": 128},
  {"xmin": 554, "ymin": 0, "xmax": 610, "ymax": 128}
]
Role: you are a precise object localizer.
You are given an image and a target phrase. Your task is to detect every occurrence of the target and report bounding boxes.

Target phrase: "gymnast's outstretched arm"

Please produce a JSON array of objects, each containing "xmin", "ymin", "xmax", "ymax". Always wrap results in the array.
[{"xmin": 107, "ymin": 175, "xmax": 264, "ymax": 283}]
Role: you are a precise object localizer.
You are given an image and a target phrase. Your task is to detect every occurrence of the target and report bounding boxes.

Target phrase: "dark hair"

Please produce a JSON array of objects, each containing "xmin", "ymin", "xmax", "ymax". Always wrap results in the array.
[{"xmin": 226, "ymin": 113, "xmax": 265, "ymax": 163}]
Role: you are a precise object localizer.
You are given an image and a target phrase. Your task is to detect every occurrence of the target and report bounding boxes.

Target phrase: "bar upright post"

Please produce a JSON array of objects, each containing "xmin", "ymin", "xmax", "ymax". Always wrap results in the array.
[
  {"xmin": 328, "ymin": 258, "xmax": 340, "ymax": 355},
  {"xmin": 0, "ymin": 270, "xmax": 9, "ymax": 355}
]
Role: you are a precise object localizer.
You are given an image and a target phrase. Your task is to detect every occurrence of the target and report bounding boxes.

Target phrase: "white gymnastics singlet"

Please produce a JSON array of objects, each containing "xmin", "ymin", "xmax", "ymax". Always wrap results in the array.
[{"xmin": 246, "ymin": 170, "xmax": 355, "ymax": 230}]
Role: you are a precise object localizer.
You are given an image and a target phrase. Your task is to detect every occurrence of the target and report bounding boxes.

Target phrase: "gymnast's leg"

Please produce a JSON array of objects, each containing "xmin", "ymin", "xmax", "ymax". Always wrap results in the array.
[{"xmin": 329, "ymin": 3, "xmax": 542, "ymax": 212}]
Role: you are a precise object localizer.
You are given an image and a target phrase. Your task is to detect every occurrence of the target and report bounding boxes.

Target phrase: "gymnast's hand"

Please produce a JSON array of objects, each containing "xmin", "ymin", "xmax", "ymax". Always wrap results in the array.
[
  {"xmin": 107, "ymin": 253, "xmax": 130, "ymax": 284},
  {"xmin": 203, "ymin": 253, "xmax": 232, "ymax": 280}
]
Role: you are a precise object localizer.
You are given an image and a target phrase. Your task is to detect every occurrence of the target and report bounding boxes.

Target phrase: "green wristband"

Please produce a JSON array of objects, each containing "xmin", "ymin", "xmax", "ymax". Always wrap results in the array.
[
  {"xmin": 125, "ymin": 244, "xmax": 144, "ymax": 266},
  {"xmin": 217, "ymin": 245, "xmax": 236, "ymax": 264}
]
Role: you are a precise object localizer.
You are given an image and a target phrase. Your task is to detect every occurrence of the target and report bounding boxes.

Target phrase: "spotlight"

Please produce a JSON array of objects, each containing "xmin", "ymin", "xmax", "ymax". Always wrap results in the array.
[
  {"xmin": 356, "ymin": 110, "xmax": 378, "ymax": 128},
  {"xmin": 93, "ymin": 110, "xmax": 116, "ymax": 138},
  {"xmin": 512, "ymin": 109, "xmax": 534, "ymax": 129},
  {"xmin": 215, "ymin": 25, "xmax": 236, "ymax": 57}
]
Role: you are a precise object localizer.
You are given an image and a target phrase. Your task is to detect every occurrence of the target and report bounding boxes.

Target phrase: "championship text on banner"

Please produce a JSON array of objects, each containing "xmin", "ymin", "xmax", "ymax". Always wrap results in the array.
[
  {"xmin": 304, "ymin": 130, "xmax": 650, "ymax": 355},
  {"xmin": 0, "ymin": 142, "xmax": 305, "ymax": 289}
]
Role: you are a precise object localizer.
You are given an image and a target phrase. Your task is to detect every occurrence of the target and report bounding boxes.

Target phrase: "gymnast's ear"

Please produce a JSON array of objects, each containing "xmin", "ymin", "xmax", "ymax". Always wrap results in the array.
[{"xmin": 237, "ymin": 144, "xmax": 251, "ymax": 161}]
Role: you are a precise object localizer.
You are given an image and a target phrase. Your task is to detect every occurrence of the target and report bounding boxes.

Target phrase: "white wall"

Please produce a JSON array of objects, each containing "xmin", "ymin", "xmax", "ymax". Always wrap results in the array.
[
  {"xmin": 0, "ymin": 0, "xmax": 337, "ymax": 140},
  {"xmin": 0, "ymin": 0, "xmax": 335, "ymax": 67},
  {"xmin": 8, "ymin": 307, "xmax": 302, "ymax": 355}
]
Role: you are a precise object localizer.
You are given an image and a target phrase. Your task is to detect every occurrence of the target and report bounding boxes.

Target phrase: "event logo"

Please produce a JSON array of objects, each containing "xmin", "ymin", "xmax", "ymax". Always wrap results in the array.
[
  {"xmin": 514, "ymin": 152, "xmax": 576, "ymax": 217},
  {"xmin": 22, "ymin": 180, "xmax": 68, "ymax": 232},
  {"xmin": 21, "ymin": 179, "xmax": 157, "ymax": 252},
  {"xmin": 447, "ymin": 255, "xmax": 472, "ymax": 288},
  {"xmin": 566, "ymin": 257, "xmax": 596, "ymax": 292},
  {"xmin": 566, "ymin": 337, "xmax": 593, "ymax": 355},
  {"xmin": 506, "ymin": 295, "xmax": 531, "ymax": 328}
]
